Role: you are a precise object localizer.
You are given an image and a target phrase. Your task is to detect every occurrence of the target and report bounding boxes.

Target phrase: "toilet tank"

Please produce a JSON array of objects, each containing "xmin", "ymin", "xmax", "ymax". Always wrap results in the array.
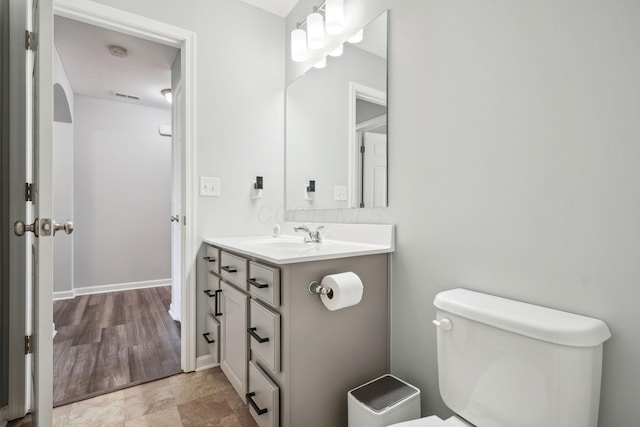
[{"xmin": 433, "ymin": 289, "xmax": 611, "ymax": 427}]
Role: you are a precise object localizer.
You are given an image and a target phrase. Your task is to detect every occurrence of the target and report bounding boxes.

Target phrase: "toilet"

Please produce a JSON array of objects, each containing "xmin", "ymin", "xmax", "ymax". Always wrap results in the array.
[{"xmin": 390, "ymin": 288, "xmax": 611, "ymax": 427}]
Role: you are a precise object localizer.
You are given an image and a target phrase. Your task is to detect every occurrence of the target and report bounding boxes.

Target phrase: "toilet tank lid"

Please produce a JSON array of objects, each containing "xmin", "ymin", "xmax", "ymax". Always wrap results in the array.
[{"xmin": 434, "ymin": 289, "xmax": 611, "ymax": 347}]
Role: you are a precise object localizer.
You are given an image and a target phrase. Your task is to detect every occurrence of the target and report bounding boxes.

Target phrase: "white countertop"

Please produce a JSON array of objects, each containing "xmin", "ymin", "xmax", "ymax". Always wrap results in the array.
[{"xmin": 203, "ymin": 223, "xmax": 394, "ymax": 265}]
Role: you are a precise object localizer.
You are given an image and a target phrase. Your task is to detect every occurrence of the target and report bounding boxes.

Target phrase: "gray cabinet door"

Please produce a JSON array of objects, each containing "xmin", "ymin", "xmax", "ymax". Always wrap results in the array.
[{"xmin": 220, "ymin": 281, "xmax": 249, "ymax": 402}]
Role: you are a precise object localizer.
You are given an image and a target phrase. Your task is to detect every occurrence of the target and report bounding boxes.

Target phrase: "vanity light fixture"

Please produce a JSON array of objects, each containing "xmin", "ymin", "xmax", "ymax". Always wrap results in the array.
[
  {"xmin": 347, "ymin": 28, "xmax": 363, "ymax": 44},
  {"xmin": 313, "ymin": 57, "xmax": 327, "ymax": 69},
  {"xmin": 307, "ymin": 8, "xmax": 325, "ymax": 49},
  {"xmin": 290, "ymin": 0, "xmax": 344, "ymax": 62},
  {"xmin": 325, "ymin": 0, "xmax": 344, "ymax": 35},
  {"xmin": 291, "ymin": 25, "xmax": 308, "ymax": 62},
  {"xmin": 161, "ymin": 88, "xmax": 172, "ymax": 104},
  {"xmin": 329, "ymin": 43, "xmax": 343, "ymax": 57}
]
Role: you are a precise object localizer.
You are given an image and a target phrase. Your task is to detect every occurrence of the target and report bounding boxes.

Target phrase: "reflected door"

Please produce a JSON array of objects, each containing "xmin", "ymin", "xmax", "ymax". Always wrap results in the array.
[{"xmin": 362, "ymin": 132, "xmax": 387, "ymax": 208}]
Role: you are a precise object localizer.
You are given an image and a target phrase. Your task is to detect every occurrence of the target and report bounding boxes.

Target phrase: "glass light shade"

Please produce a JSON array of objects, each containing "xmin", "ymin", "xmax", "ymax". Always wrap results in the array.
[
  {"xmin": 312, "ymin": 57, "xmax": 326, "ymax": 69},
  {"xmin": 329, "ymin": 44, "xmax": 343, "ymax": 57},
  {"xmin": 347, "ymin": 28, "xmax": 364, "ymax": 44},
  {"xmin": 325, "ymin": 0, "xmax": 344, "ymax": 35},
  {"xmin": 307, "ymin": 12, "xmax": 325, "ymax": 49},
  {"xmin": 161, "ymin": 89, "xmax": 172, "ymax": 104},
  {"xmin": 291, "ymin": 28, "xmax": 308, "ymax": 62}
]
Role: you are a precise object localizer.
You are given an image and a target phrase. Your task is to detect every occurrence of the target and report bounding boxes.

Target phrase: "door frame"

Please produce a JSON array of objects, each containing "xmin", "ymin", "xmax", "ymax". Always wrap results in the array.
[
  {"xmin": 53, "ymin": 0, "xmax": 198, "ymax": 374},
  {"xmin": 347, "ymin": 82, "xmax": 386, "ymax": 208}
]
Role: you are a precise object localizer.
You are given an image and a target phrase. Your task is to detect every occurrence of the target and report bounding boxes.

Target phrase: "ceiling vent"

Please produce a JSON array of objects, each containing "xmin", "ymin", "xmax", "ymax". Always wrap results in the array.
[
  {"xmin": 113, "ymin": 92, "xmax": 141, "ymax": 101},
  {"xmin": 108, "ymin": 45, "xmax": 129, "ymax": 58}
]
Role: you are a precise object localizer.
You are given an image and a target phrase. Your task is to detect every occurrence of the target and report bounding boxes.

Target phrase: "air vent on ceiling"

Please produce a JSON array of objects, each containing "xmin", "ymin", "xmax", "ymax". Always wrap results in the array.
[{"xmin": 114, "ymin": 92, "xmax": 141, "ymax": 101}]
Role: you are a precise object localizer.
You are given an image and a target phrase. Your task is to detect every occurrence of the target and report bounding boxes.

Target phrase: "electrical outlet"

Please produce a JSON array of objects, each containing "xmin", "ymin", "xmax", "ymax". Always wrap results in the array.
[
  {"xmin": 334, "ymin": 185, "xmax": 347, "ymax": 201},
  {"xmin": 200, "ymin": 176, "xmax": 220, "ymax": 197}
]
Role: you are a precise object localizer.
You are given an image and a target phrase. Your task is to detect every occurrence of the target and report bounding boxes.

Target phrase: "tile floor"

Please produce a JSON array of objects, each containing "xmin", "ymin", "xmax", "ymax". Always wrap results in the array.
[{"xmin": 8, "ymin": 368, "xmax": 258, "ymax": 427}]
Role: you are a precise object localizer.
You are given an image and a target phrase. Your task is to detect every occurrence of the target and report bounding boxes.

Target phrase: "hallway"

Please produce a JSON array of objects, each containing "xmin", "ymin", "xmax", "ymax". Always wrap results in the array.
[{"xmin": 52, "ymin": 286, "xmax": 181, "ymax": 406}]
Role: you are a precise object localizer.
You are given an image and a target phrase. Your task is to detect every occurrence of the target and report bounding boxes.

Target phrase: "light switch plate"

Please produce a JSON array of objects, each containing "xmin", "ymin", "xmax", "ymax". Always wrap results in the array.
[
  {"xmin": 334, "ymin": 185, "xmax": 347, "ymax": 201},
  {"xmin": 200, "ymin": 176, "xmax": 220, "ymax": 197}
]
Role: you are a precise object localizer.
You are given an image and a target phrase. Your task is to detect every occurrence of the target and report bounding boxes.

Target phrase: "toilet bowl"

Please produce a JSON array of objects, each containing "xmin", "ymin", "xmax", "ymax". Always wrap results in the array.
[
  {"xmin": 390, "ymin": 415, "xmax": 473, "ymax": 426},
  {"xmin": 388, "ymin": 288, "xmax": 611, "ymax": 427}
]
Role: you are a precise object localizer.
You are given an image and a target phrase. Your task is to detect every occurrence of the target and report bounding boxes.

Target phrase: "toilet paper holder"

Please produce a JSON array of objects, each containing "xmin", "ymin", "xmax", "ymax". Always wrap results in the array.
[{"xmin": 309, "ymin": 281, "xmax": 333, "ymax": 297}]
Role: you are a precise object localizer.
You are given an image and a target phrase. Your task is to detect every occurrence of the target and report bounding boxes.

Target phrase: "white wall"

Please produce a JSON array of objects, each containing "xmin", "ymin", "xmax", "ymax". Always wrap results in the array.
[
  {"xmin": 286, "ymin": 1, "xmax": 640, "ymax": 425},
  {"xmin": 286, "ymin": 45, "xmax": 385, "ymax": 209},
  {"xmin": 53, "ymin": 47, "xmax": 74, "ymax": 294},
  {"xmin": 73, "ymin": 95, "xmax": 171, "ymax": 288},
  {"xmin": 86, "ymin": 0, "xmax": 285, "ymax": 356}
]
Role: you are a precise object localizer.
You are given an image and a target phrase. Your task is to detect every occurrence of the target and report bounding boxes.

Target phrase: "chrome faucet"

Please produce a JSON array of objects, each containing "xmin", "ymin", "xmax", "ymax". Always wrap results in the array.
[{"xmin": 293, "ymin": 225, "xmax": 324, "ymax": 243}]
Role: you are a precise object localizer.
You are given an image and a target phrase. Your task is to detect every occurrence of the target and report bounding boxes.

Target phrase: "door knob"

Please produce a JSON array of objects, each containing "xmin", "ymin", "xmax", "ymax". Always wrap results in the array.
[
  {"xmin": 170, "ymin": 215, "xmax": 180, "ymax": 222},
  {"xmin": 53, "ymin": 220, "xmax": 74, "ymax": 235},
  {"xmin": 13, "ymin": 219, "xmax": 39, "ymax": 237}
]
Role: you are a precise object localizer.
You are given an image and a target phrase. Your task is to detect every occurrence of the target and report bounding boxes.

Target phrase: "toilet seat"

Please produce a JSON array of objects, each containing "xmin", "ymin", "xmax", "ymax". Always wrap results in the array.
[{"xmin": 388, "ymin": 415, "xmax": 474, "ymax": 427}]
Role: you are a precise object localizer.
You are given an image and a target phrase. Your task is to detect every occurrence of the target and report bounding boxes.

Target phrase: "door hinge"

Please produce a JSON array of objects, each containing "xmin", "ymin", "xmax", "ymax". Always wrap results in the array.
[
  {"xmin": 25, "ymin": 335, "xmax": 33, "ymax": 354},
  {"xmin": 25, "ymin": 182, "xmax": 34, "ymax": 202},
  {"xmin": 25, "ymin": 30, "xmax": 36, "ymax": 51},
  {"xmin": 360, "ymin": 145, "xmax": 365, "ymax": 153},
  {"xmin": 183, "ymin": 216, "xmax": 186, "ymax": 226}
]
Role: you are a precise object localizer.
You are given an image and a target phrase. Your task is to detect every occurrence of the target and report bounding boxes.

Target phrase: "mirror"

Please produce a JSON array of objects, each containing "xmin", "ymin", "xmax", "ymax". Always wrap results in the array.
[{"xmin": 286, "ymin": 11, "xmax": 388, "ymax": 210}]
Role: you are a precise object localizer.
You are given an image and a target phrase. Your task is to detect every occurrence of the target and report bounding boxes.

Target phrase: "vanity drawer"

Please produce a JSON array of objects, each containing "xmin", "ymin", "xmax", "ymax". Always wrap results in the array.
[
  {"xmin": 204, "ymin": 246, "xmax": 220, "ymax": 275},
  {"xmin": 204, "ymin": 274, "xmax": 221, "ymax": 316},
  {"xmin": 247, "ymin": 361, "xmax": 279, "ymax": 427},
  {"xmin": 220, "ymin": 251, "xmax": 248, "ymax": 290},
  {"xmin": 204, "ymin": 314, "xmax": 220, "ymax": 363},
  {"xmin": 248, "ymin": 261, "xmax": 281, "ymax": 307},
  {"xmin": 248, "ymin": 299, "xmax": 280, "ymax": 373}
]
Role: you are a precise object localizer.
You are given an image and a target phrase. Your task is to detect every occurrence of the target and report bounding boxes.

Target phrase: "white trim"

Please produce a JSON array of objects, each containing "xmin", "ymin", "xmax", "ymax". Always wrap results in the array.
[
  {"xmin": 51, "ymin": 290, "xmax": 74, "ymax": 301},
  {"xmin": 348, "ymin": 82, "xmax": 387, "ymax": 209},
  {"xmin": 53, "ymin": 0, "xmax": 198, "ymax": 375},
  {"xmin": 195, "ymin": 355, "xmax": 219, "ymax": 372},
  {"xmin": 168, "ymin": 303, "xmax": 180, "ymax": 322},
  {"xmin": 52, "ymin": 279, "xmax": 171, "ymax": 300}
]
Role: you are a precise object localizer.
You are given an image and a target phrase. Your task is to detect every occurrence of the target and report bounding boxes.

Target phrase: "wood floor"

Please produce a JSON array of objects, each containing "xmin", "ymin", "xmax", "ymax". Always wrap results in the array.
[{"xmin": 52, "ymin": 286, "xmax": 181, "ymax": 407}]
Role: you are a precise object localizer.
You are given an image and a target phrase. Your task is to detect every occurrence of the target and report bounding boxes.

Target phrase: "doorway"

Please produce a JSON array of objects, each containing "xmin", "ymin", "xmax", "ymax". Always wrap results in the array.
[
  {"xmin": 50, "ymin": 14, "xmax": 180, "ymax": 405},
  {"xmin": 6, "ymin": 0, "xmax": 197, "ymax": 424}
]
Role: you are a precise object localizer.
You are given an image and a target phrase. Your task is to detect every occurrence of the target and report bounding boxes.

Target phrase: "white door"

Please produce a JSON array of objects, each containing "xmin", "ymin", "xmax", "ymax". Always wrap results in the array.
[
  {"xmin": 362, "ymin": 132, "xmax": 387, "ymax": 208},
  {"xmin": 170, "ymin": 83, "xmax": 183, "ymax": 322},
  {"xmin": 8, "ymin": 0, "xmax": 55, "ymax": 425}
]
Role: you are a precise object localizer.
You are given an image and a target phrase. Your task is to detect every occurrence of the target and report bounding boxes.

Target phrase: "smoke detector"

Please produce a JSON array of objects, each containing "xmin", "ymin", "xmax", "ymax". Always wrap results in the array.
[{"xmin": 108, "ymin": 45, "xmax": 129, "ymax": 58}]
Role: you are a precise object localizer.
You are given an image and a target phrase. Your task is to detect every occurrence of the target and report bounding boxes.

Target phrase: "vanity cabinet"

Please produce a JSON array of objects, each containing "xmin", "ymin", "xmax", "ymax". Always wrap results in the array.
[
  {"xmin": 204, "ymin": 242, "xmax": 389, "ymax": 427},
  {"xmin": 220, "ymin": 280, "xmax": 250, "ymax": 402}
]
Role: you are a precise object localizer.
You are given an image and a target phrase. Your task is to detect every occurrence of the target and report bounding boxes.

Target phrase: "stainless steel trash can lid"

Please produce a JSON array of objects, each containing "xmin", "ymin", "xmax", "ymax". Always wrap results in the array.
[{"xmin": 350, "ymin": 375, "xmax": 419, "ymax": 412}]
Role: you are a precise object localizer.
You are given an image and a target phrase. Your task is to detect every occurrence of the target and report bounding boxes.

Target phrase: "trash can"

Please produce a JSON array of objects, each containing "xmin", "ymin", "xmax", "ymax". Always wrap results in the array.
[{"xmin": 348, "ymin": 374, "xmax": 421, "ymax": 427}]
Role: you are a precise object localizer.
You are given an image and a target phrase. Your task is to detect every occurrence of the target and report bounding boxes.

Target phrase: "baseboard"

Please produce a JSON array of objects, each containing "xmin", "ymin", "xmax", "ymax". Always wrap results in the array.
[
  {"xmin": 168, "ymin": 303, "xmax": 181, "ymax": 322},
  {"xmin": 52, "ymin": 290, "xmax": 74, "ymax": 301},
  {"xmin": 196, "ymin": 354, "xmax": 219, "ymax": 372},
  {"xmin": 53, "ymin": 279, "xmax": 171, "ymax": 300}
]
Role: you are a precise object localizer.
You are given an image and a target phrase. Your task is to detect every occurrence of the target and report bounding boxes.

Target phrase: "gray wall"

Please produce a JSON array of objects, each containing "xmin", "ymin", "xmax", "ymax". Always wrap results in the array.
[
  {"xmin": 286, "ymin": 1, "xmax": 640, "ymax": 425},
  {"xmin": 80, "ymin": 0, "xmax": 285, "ymax": 356},
  {"xmin": 53, "ymin": 47, "xmax": 74, "ymax": 294},
  {"xmin": 286, "ymin": 45, "xmax": 385, "ymax": 209},
  {"xmin": 73, "ymin": 95, "xmax": 172, "ymax": 288}
]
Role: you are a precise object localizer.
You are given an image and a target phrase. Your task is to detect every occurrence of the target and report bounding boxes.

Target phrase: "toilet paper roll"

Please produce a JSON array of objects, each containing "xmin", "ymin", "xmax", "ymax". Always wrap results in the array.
[{"xmin": 320, "ymin": 272, "xmax": 363, "ymax": 311}]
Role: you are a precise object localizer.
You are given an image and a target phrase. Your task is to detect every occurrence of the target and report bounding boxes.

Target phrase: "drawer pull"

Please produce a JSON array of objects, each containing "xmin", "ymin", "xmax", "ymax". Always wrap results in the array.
[
  {"xmin": 247, "ymin": 327, "xmax": 269, "ymax": 343},
  {"xmin": 202, "ymin": 256, "xmax": 216, "ymax": 262},
  {"xmin": 246, "ymin": 392, "xmax": 268, "ymax": 415},
  {"xmin": 214, "ymin": 289, "xmax": 223, "ymax": 316},
  {"xmin": 248, "ymin": 278, "xmax": 269, "ymax": 289},
  {"xmin": 202, "ymin": 332, "xmax": 215, "ymax": 344},
  {"xmin": 221, "ymin": 265, "xmax": 237, "ymax": 273},
  {"xmin": 203, "ymin": 289, "xmax": 215, "ymax": 298}
]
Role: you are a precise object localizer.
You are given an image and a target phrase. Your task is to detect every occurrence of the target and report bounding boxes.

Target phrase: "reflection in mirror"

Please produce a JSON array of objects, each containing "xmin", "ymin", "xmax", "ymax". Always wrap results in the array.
[{"xmin": 286, "ymin": 11, "xmax": 388, "ymax": 210}]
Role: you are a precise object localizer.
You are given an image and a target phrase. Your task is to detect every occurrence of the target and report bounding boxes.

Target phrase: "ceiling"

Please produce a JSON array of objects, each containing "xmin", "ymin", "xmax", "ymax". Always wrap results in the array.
[
  {"xmin": 237, "ymin": 0, "xmax": 299, "ymax": 17},
  {"xmin": 54, "ymin": 16, "xmax": 179, "ymax": 110}
]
